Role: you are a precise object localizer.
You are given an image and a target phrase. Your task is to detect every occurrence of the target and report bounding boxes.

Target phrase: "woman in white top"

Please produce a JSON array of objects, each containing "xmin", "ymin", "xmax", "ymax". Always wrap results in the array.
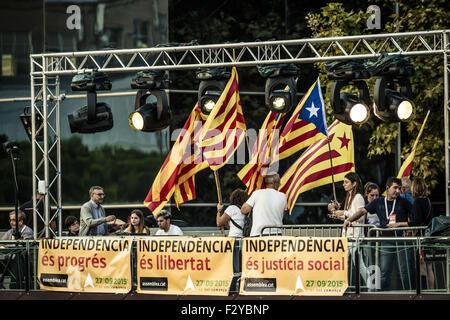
[
  {"xmin": 327, "ymin": 172, "xmax": 365, "ymax": 237},
  {"xmin": 216, "ymin": 189, "xmax": 248, "ymax": 237},
  {"xmin": 328, "ymin": 172, "xmax": 369, "ymax": 286}
]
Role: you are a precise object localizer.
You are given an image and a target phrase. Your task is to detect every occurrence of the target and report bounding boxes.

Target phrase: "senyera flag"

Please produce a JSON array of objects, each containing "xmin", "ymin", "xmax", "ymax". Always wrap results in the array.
[
  {"xmin": 237, "ymin": 111, "xmax": 285, "ymax": 195},
  {"xmin": 144, "ymin": 104, "xmax": 209, "ymax": 215},
  {"xmin": 278, "ymin": 77, "xmax": 328, "ymax": 161},
  {"xmin": 280, "ymin": 120, "xmax": 355, "ymax": 214},
  {"xmin": 199, "ymin": 66, "xmax": 246, "ymax": 171},
  {"xmin": 397, "ymin": 110, "xmax": 430, "ymax": 178},
  {"xmin": 144, "ymin": 67, "xmax": 246, "ymax": 215}
]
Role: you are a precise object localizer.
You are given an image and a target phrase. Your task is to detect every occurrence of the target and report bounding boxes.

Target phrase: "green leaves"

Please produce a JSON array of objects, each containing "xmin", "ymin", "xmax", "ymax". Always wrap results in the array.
[{"xmin": 307, "ymin": 0, "xmax": 449, "ymax": 192}]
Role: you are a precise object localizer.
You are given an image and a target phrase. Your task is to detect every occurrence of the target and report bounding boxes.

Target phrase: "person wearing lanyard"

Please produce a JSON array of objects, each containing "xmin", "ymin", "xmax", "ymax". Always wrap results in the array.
[{"xmin": 343, "ymin": 177, "xmax": 413, "ymax": 291}]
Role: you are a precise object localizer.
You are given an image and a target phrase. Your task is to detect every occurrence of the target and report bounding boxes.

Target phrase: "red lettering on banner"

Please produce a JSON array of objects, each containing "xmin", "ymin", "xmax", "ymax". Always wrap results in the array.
[
  {"xmin": 153, "ymin": 254, "xmax": 211, "ymax": 271},
  {"xmin": 307, "ymin": 257, "xmax": 345, "ymax": 271}
]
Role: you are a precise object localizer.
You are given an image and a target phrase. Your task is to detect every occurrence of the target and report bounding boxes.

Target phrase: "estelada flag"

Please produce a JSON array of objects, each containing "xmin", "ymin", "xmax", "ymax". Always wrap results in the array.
[
  {"xmin": 397, "ymin": 110, "xmax": 430, "ymax": 178},
  {"xmin": 280, "ymin": 120, "xmax": 355, "ymax": 214},
  {"xmin": 144, "ymin": 104, "xmax": 209, "ymax": 215},
  {"xmin": 237, "ymin": 111, "xmax": 286, "ymax": 195},
  {"xmin": 199, "ymin": 66, "xmax": 246, "ymax": 171},
  {"xmin": 278, "ymin": 78, "xmax": 328, "ymax": 161}
]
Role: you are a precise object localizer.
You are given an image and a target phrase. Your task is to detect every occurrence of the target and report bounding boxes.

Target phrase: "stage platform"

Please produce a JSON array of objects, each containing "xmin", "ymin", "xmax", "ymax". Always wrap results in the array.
[{"xmin": 1, "ymin": 291, "xmax": 449, "ymax": 300}]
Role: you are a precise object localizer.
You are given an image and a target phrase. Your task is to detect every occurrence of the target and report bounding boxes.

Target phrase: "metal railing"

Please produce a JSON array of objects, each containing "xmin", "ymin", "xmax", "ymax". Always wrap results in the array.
[{"xmin": 1, "ymin": 226, "xmax": 449, "ymax": 295}]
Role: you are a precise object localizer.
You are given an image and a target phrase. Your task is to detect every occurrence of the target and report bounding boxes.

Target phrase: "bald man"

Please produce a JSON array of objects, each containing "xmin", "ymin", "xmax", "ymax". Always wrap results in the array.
[{"xmin": 241, "ymin": 173, "xmax": 287, "ymax": 236}]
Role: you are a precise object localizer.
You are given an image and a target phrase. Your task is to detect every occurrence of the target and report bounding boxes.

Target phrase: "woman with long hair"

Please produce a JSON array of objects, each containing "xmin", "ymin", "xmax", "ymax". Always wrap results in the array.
[
  {"xmin": 217, "ymin": 188, "xmax": 249, "ymax": 237},
  {"xmin": 328, "ymin": 172, "xmax": 368, "ymax": 287},
  {"xmin": 328, "ymin": 172, "xmax": 365, "ymax": 237},
  {"xmin": 364, "ymin": 182, "xmax": 380, "ymax": 227},
  {"xmin": 122, "ymin": 209, "xmax": 150, "ymax": 235}
]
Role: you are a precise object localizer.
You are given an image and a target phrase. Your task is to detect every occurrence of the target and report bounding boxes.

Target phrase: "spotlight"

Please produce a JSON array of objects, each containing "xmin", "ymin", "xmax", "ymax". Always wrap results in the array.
[
  {"xmin": 68, "ymin": 71, "xmax": 113, "ymax": 134},
  {"xmin": 196, "ymin": 68, "xmax": 229, "ymax": 115},
  {"xmin": 367, "ymin": 53, "xmax": 415, "ymax": 122},
  {"xmin": 198, "ymin": 82, "xmax": 224, "ymax": 115},
  {"xmin": 129, "ymin": 71, "xmax": 172, "ymax": 132},
  {"xmin": 261, "ymin": 64, "xmax": 299, "ymax": 114},
  {"xmin": 128, "ymin": 89, "xmax": 171, "ymax": 132},
  {"xmin": 330, "ymin": 80, "xmax": 371, "ymax": 126},
  {"xmin": 265, "ymin": 79, "xmax": 296, "ymax": 113},
  {"xmin": 20, "ymin": 106, "xmax": 43, "ymax": 141},
  {"xmin": 373, "ymin": 76, "xmax": 415, "ymax": 122}
]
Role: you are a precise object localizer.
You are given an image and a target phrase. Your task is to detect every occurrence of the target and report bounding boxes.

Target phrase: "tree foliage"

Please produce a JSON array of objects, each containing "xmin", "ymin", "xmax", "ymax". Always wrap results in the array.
[{"xmin": 306, "ymin": 1, "xmax": 449, "ymax": 192}]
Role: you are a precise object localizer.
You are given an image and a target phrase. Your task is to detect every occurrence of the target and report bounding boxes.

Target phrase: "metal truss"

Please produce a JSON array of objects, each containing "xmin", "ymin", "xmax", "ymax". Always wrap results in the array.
[
  {"xmin": 30, "ymin": 61, "xmax": 62, "ymax": 239},
  {"xmin": 30, "ymin": 29, "xmax": 450, "ymax": 234},
  {"xmin": 31, "ymin": 30, "xmax": 449, "ymax": 75}
]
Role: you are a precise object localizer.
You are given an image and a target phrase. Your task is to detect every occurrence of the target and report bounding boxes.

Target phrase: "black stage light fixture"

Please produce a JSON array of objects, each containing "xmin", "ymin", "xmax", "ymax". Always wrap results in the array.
[
  {"xmin": 68, "ymin": 71, "xmax": 113, "ymax": 134},
  {"xmin": 129, "ymin": 90, "xmax": 171, "ymax": 132},
  {"xmin": 129, "ymin": 71, "xmax": 172, "ymax": 132},
  {"xmin": 196, "ymin": 68, "xmax": 230, "ymax": 115},
  {"xmin": 327, "ymin": 61, "xmax": 371, "ymax": 126},
  {"xmin": 20, "ymin": 106, "xmax": 43, "ymax": 141},
  {"xmin": 373, "ymin": 76, "xmax": 414, "ymax": 122},
  {"xmin": 368, "ymin": 53, "xmax": 415, "ymax": 122},
  {"xmin": 260, "ymin": 64, "xmax": 299, "ymax": 114},
  {"xmin": 330, "ymin": 80, "xmax": 371, "ymax": 126}
]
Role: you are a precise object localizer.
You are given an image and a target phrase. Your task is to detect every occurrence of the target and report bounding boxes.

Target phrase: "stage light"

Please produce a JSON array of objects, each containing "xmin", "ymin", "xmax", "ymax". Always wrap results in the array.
[
  {"xmin": 68, "ymin": 94, "xmax": 113, "ymax": 134},
  {"xmin": 201, "ymin": 96, "xmax": 218, "ymax": 114},
  {"xmin": 68, "ymin": 71, "xmax": 113, "ymax": 134},
  {"xmin": 198, "ymin": 87, "xmax": 222, "ymax": 115},
  {"xmin": 349, "ymin": 101, "xmax": 370, "ymax": 124},
  {"xmin": 367, "ymin": 53, "xmax": 415, "ymax": 122},
  {"xmin": 128, "ymin": 89, "xmax": 171, "ymax": 132},
  {"xmin": 128, "ymin": 71, "xmax": 171, "ymax": 132},
  {"xmin": 373, "ymin": 76, "xmax": 415, "ymax": 122},
  {"xmin": 330, "ymin": 80, "xmax": 371, "ymax": 126},
  {"xmin": 196, "ymin": 68, "xmax": 229, "ymax": 115},
  {"xmin": 397, "ymin": 100, "xmax": 414, "ymax": 120},
  {"xmin": 326, "ymin": 59, "xmax": 372, "ymax": 126},
  {"xmin": 272, "ymin": 96, "xmax": 286, "ymax": 110},
  {"xmin": 261, "ymin": 64, "xmax": 299, "ymax": 114},
  {"xmin": 20, "ymin": 106, "xmax": 43, "ymax": 141}
]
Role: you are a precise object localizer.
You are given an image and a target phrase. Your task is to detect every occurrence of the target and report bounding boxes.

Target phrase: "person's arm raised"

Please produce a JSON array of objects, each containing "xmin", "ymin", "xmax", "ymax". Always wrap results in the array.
[{"xmin": 342, "ymin": 207, "xmax": 367, "ymax": 230}]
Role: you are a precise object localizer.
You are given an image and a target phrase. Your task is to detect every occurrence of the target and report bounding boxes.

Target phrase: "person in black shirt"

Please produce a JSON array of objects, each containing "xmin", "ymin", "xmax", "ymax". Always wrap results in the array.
[
  {"xmin": 393, "ymin": 177, "xmax": 433, "ymax": 228},
  {"xmin": 64, "ymin": 216, "xmax": 79, "ymax": 237},
  {"xmin": 387, "ymin": 177, "xmax": 435, "ymax": 289},
  {"xmin": 343, "ymin": 177, "xmax": 414, "ymax": 291}
]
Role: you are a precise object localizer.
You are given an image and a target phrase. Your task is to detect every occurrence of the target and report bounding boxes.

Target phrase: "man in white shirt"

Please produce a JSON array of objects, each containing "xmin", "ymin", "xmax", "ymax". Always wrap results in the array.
[
  {"xmin": 155, "ymin": 210, "xmax": 183, "ymax": 236},
  {"xmin": 241, "ymin": 173, "xmax": 287, "ymax": 236}
]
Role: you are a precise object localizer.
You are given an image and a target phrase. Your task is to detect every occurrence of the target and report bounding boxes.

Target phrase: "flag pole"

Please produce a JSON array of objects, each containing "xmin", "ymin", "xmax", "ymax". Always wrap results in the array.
[
  {"xmin": 213, "ymin": 169, "xmax": 225, "ymax": 234},
  {"xmin": 412, "ymin": 110, "xmax": 430, "ymax": 151}
]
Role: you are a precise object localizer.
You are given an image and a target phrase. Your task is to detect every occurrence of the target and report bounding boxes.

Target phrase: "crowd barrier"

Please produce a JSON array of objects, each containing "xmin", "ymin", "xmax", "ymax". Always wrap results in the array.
[{"xmin": 1, "ymin": 225, "xmax": 449, "ymax": 295}]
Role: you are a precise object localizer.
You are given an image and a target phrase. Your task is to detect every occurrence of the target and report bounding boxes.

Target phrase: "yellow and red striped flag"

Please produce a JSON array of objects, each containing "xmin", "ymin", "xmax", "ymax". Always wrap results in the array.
[
  {"xmin": 397, "ymin": 110, "xmax": 430, "ymax": 178},
  {"xmin": 280, "ymin": 120, "xmax": 355, "ymax": 214},
  {"xmin": 237, "ymin": 111, "xmax": 286, "ymax": 195},
  {"xmin": 278, "ymin": 78, "xmax": 328, "ymax": 161},
  {"xmin": 144, "ymin": 104, "xmax": 208, "ymax": 215},
  {"xmin": 199, "ymin": 66, "xmax": 246, "ymax": 170}
]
